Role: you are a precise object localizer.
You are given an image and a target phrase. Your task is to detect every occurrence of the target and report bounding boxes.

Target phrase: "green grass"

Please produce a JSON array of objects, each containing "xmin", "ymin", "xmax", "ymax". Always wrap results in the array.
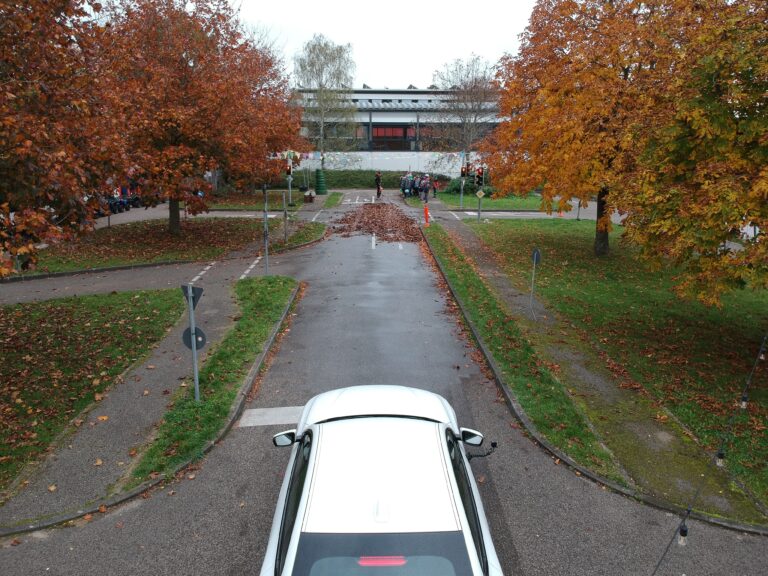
[
  {"xmin": 323, "ymin": 192, "xmax": 343, "ymax": 208},
  {"xmin": 469, "ymin": 218, "xmax": 768, "ymax": 502},
  {"xmin": 131, "ymin": 276, "xmax": 296, "ymax": 482},
  {"xmin": 437, "ymin": 191, "xmax": 543, "ymax": 211},
  {"xmin": 423, "ymin": 224, "xmax": 622, "ymax": 482},
  {"xmin": 35, "ymin": 218, "xmax": 265, "ymax": 273},
  {"xmin": 0, "ymin": 290, "xmax": 185, "ymax": 491},
  {"xmin": 273, "ymin": 222, "xmax": 326, "ymax": 251}
]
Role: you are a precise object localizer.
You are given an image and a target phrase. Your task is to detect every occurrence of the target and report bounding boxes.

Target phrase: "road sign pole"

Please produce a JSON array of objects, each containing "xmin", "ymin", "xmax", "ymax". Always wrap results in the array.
[
  {"xmin": 460, "ymin": 178, "xmax": 465, "ymax": 210},
  {"xmin": 186, "ymin": 284, "xmax": 201, "ymax": 402},
  {"xmin": 478, "ymin": 196, "xmax": 482, "ymax": 222},
  {"xmin": 263, "ymin": 183, "xmax": 269, "ymax": 275},
  {"xmin": 530, "ymin": 248, "xmax": 542, "ymax": 321},
  {"xmin": 287, "ymin": 174, "xmax": 293, "ymax": 205},
  {"xmin": 283, "ymin": 189, "xmax": 288, "ymax": 244}
]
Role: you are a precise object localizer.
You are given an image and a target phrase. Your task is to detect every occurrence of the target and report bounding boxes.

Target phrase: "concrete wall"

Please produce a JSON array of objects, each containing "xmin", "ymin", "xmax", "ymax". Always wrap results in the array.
[{"xmin": 300, "ymin": 151, "xmax": 479, "ymax": 176}]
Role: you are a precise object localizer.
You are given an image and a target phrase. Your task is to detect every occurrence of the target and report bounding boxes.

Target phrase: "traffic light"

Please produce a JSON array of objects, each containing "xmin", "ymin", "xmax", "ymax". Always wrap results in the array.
[
  {"xmin": 286, "ymin": 164, "xmax": 292, "ymax": 176},
  {"xmin": 460, "ymin": 165, "xmax": 467, "ymax": 178},
  {"xmin": 475, "ymin": 167, "xmax": 484, "ymax": 187}
]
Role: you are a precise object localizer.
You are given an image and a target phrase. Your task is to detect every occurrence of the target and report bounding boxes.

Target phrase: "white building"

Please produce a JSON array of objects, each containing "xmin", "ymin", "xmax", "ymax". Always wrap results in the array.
[{"xmin": 299, "ymin": 87, "xmax": 498, "ymax": 174}]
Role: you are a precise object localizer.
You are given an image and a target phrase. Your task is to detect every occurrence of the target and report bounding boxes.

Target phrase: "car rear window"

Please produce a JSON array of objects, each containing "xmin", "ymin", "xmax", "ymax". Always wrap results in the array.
[{"xmin": 292, "ymin": 532, "xmax": 473, "ymax": 576}]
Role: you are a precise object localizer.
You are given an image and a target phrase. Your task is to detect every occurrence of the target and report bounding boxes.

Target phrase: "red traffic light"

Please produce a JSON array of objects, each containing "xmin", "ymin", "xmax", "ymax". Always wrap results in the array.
[
  {"xmin": 286, "ymin": 164, "xmax": 292, "ymax": 176},
  {"xmin": 460, "ymin": 166, "xmax": 467, "ymax": 177}
]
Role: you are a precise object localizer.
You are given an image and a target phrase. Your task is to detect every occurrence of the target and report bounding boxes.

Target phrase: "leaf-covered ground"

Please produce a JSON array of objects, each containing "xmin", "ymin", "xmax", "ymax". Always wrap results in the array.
[
  {"xmin": 470, "ymin": 218, "xmax": 768, "ymax": 502},
  {"xmin": 0, "ymin": 290, "xmax": 185, "ymax": 491},
  {"xmin": 333, "ymin": 203, "xmax": 422, "ymax": 243},
  {"xmin": 36, "ymin": 218, "xmax": 267, "ymax": 273}
]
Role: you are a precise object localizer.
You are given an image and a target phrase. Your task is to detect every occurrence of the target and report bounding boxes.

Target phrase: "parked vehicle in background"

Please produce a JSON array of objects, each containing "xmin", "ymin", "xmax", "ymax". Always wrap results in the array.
[{"xmin": 261, "ymin": 385, "xmax": 503, "ymax": 576}]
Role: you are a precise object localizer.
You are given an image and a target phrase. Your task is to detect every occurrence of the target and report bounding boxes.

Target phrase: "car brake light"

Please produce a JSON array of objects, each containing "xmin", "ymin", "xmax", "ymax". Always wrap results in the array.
[{"xmin": 357, "ymin": 556, "xmax": 407, "ymax": 567}]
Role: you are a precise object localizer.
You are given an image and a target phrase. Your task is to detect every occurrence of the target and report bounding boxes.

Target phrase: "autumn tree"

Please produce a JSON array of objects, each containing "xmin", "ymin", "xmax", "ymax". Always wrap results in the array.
[
  {"xmin": 429, "ymin": 55, "xmax": 498, "ymax": 159},
  {"xmin": 217, "ymin": 33, "xmax": 307, "ymax": 191},
  {"xmin": 107, "ymin": 0, "xmax": 303, "ymax": 235},
  {"xmin": 293, "ymin": 34, "xmax": 357, "ymax": 168},
  {"xmin": 486, "ymin": 0, "xmax": 664, "ymax": 256},
  {"xmin": 0, "ymin": 0, "xmax": 121, "ymax": 276},
  {"xmin": 612, "ymin": 0, "xmax": 768, "ymax": 303}
]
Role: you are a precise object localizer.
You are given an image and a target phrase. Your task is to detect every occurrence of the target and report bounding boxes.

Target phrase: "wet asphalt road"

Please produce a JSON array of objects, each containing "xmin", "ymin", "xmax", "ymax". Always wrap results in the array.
[{"xmin": 1, "ymin": 197, "xmax": 766, "ymax": 575}]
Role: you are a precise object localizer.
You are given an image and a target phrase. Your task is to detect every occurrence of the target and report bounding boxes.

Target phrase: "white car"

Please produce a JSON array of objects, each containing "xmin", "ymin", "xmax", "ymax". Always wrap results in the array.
[{"xmin": 260, "ymin": 385, "xmax": 503, "ymax": 576}]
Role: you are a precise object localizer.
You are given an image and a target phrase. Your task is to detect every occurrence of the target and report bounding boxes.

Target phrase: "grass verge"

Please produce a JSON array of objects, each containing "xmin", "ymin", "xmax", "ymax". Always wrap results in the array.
[
  {"xmin": 130, "ymin": 276, "xmax": 296, "ymax": 483},
  {"xmin": 469, "ymin": 219, "xmax": 768, "ymax": 503},
  {"xmin": 423, "ymin": 224, "xmax": 622, "ymax": 482},
  {"xmin": 0, "ymin": 290, "xmax": 185, "ymax": 491},
  {"xmin": 36, "ymin": 218, "xmax": 265, "ymax": 273},
  {"xmin": 273, "ymin": 222, "xmax": 326, "ymax": 252},
  {"xmin": 323, "ymin": 192, "xmax": 343, "ymax": 208},
  {"xmin": 436, "ymin": 192, "xmax": 542, "ymax": 211}
]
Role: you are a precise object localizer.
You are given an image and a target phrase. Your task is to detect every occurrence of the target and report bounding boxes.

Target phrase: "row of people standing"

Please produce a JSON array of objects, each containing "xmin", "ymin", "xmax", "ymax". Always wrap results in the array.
[{"xmin": 400, "ymin": 172, "xmax": 437, "ymax": 201}]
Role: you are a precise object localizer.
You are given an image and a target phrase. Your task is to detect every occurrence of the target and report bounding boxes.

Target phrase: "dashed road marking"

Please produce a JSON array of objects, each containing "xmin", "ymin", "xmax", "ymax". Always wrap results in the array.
[
  {"xmin": 311, "ymin": 210, "xmax": 323, "ymax": 222},
  {"xmin": 239, "ymin": 256, "xmax": 262, "ymax": 280},
  {"xmin": 239, "ymin": 406, "xmax": 304, "ymax": 428},
  {"xmin": 190, "ymin": 261, "xmax": 216, "ymax": 284},
  {"xmin": 449, "ymin": 211, "xmax": 460, "ymax": 220}
]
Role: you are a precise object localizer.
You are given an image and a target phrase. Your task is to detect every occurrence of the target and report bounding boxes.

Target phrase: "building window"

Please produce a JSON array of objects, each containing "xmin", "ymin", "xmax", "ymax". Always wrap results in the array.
[{"xmin": 372, "ymin": 126, "xmax": 405, "ymax": 138}]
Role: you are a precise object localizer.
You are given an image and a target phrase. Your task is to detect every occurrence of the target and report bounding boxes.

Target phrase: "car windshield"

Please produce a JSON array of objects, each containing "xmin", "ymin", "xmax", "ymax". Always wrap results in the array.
[{"xmin": 291, "ymin": 532, "xmax": 473, "ymax": 576}]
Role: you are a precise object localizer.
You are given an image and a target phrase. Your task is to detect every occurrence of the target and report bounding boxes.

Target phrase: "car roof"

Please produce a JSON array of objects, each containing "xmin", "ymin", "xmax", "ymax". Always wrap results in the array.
[
  {"xmin": 295, "ymin": 385, "xmax": 460, "ymax": 435},
  {"xmin": 302, "ymin": 416, "xmax": 461, "ymax": 534}
]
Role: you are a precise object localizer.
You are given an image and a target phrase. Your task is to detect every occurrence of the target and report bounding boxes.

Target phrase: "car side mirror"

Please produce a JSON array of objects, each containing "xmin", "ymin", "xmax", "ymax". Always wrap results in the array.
[
  {"xmin": 272, "ymin": 429, "xmax": 297, "ymax": 447},
  {"xmin": 460, "ymin": 428, "xmax": 484, "ymax": 447}
]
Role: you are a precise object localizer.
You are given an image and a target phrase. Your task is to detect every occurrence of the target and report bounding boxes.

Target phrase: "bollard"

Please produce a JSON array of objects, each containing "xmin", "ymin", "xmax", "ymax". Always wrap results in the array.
[{"xmin": 424, "ymin": 204, "xmax": 430, "ymax": 227}]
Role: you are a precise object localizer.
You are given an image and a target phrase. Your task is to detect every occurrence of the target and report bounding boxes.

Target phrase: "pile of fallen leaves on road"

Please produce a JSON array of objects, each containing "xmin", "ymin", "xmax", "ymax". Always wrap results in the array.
[{"xmin": 333, "ymin": 203, "xmax": 422, "ymax": 243}]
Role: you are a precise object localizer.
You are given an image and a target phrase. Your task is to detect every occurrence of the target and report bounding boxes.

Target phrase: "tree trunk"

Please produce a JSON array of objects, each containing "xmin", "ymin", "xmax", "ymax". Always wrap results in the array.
[
  {"xmin": 593, "ymin": 187, "xmax": 609, "ymax": 257},
  {"xmin": 169, "ymin": 198, "xmax": 181, "ymax": 236}
]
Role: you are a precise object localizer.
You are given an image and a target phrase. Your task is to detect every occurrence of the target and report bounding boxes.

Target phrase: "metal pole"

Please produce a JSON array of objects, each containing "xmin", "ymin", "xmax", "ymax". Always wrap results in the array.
[
  {"xmin": 263, "ymin": 183, "xmax": 269, "ymax": 275},
  {"xmin": 187, "ymin": 284, "xmax": 201, "ymax": 402},
  {"xmin": 477, "ymin": 196, "xmax": 482, "ymax": 223},
  {"xmin": 287, "ymin": 175, "xmax": 293, "ymax": 205},
  {"xmin": 283, "ymin": 189, "xmax": 288, "ymax": 245},
  {"xmin": 460, "ymin": 178, "xmax": 465, "ymax": 210},
  {"xmin": 530, "ymin": 263, "xmax": 537, "ymax": 321}
]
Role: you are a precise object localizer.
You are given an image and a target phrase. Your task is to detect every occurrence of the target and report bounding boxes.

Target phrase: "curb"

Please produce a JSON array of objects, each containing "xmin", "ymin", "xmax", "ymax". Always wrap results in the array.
[
  {"xmin": 420, "ymin": 227, "xmax": 768, "ymax": 537},
  {"xmin": 0, "ymin": 259, "xmax": 195, "ymax": 284},
  {"xmin": 0, "ymin": 284, "xmax": 300, "ymax": 538}
]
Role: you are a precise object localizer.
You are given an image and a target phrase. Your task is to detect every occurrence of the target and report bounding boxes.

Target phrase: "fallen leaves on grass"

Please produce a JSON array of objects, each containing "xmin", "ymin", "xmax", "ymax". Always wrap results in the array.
[{"xmin": 38, "ymin": 219, "xmax": 260, "ymax": 271}]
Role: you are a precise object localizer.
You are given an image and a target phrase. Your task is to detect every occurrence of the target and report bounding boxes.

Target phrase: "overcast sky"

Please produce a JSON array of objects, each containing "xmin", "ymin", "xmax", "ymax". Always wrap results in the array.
[{"xmin": 235, "ymin": 0, "xmax": 537, "ymax": 89}]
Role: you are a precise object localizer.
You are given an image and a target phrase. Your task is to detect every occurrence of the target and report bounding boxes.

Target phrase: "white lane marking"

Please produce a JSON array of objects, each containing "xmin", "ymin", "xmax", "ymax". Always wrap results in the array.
[
  {"xmin": 190, "ymin": 261, "xmax": 215, "ymax": 284},
  {"xmin": 355, "ymin": 195, "xmax": 360, "ymax": 203},
  {"xmin": 239, "ymin": 406, "xmax": 304, "ymax": 427},
  {"xmin": 312, "ymin": 210, "xmax": 323, "ymax": 222},
  {"xmin": 372, "ymin": 233, "xmax": 376, "ymax": 250},
  {"xmin": 449, "ymin": 211, "xmax": 460, "ymax": 220},
  {"xmin": 239, "ymin": 256, "xmax": 262, "ymax": 280},
  {"xmin": 398, "ymin": 243, "xmax": 403, "ymax": 250}
]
